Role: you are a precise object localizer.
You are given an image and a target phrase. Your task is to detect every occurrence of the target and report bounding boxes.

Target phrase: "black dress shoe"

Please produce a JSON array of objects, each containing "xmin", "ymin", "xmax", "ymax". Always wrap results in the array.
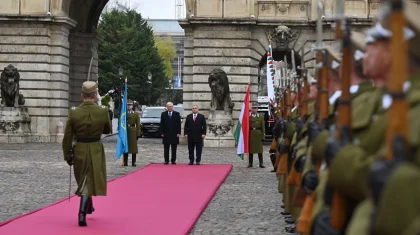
[
  {"xmin": 281, "ymin": 211, "xmax": 291, "ymax": 216},
  {"xmin": 281, "ymin": 205, "xmax": 285, "ymax": 208},
  {"xmin": 132, "ymin": 164, "xmax": 136, "ymax": 167},
  {"xmin": 171, "ymin": 162, "xmax": 176, "ymax": 165},
  {"xmin": 164, "ymin": 162, "xmax": 169, "ymax": 165},
  {"xmin": 285, "ymin": 225, "xmax": 296, "ymax": 233},
  {"xmin": 196, "ymin": 162, "xmax": 200, "ymax": 165},
  {"xmin": 86, "ymin": 197, "xmax": 94, "ymax": 214},
  {"xmin": 285, "ymin": 218, "xmax": 296, "ymax": 224},
  {"xmin": 78, "ymin": 196, "xmax": 90, "ymax": 226},
  {"xmin": 188, "ymin": 162, "xmax": 193, "ymax": 165}
]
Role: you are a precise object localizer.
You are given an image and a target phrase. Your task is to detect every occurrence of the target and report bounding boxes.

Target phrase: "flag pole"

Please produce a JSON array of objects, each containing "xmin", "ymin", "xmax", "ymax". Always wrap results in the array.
[
  {"xmin": 246, "ymin": 77, "xmax": 251, "ymax": 168},
  {"xmin": 121, "ymin": 77, "xmax": 128, "ymax": 167}
]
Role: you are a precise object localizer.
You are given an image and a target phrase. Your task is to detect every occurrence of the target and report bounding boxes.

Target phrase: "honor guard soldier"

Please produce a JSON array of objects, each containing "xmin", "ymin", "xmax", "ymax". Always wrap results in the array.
[
  {"xmin": 62, "ymin": 81, "xmax": 112, "ymax": 227},
  {"xmin": 123, "ymin": 99, "xmax": 141, "ymax": 167},
  {"xmin": 248, "ymin": 102, "xmax": 265, "ymax": 168}
]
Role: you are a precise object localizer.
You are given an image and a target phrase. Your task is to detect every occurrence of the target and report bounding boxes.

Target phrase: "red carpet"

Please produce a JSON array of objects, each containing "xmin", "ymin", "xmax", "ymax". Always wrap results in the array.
[{"xmin": 0, "ymin": 163, "xmax": 232, "ymax": 235}]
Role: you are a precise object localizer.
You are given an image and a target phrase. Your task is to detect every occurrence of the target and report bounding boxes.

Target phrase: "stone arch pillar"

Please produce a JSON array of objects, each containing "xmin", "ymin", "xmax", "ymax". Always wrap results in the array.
[
  {"xmin": 68, "ymin": 32, "xmax": 101, "ymax": 107},
  {"xmin": 0, "ymin": 0, "xmax": 108, "ymax": 143}
]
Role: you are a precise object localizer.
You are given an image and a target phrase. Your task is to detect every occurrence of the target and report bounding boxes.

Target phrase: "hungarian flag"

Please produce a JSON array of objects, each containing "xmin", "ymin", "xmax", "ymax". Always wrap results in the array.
[
  {"xmin": 266, "ymin": 44, "xmax": 275, "ymax": 104},
  {"xmin": 234, "ymin": 83, "xmax": 251, "ymax": 160}
]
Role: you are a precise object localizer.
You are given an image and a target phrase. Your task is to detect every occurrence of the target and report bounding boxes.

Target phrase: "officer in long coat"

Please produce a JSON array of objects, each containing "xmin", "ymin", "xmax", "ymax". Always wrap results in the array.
[
  {"xmin": 123, "ymin": 99, "xmax": 141, "ymax": 167},
  {"xmin": 62, "ymin": 81, "xmax": 112, "ymax": 227},
  {"xmin": 248, "ymin": 102, "xmax": 265, "ymax": 168}
]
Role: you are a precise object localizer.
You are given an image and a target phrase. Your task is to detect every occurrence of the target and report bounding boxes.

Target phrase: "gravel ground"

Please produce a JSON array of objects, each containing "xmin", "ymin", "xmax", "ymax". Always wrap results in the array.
[{"xmin": 0, "ymin": 128, "xmax": 290, "ymax": 234}]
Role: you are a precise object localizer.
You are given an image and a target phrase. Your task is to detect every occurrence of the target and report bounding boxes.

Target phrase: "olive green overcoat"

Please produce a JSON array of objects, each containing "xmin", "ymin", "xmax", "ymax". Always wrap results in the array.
[
  {"xmin": 126, "ymin": 111, "xmax": 141, "ymax": 154},
  {"xmin": 249, "ymin": 114, "xmax": 265, "ymax": 154},
  {"xmin": 62, "ymin": 101, "xmax": 112, "ymax": 196},
  {"xmin": 372, "ymin": 75, "xmax": 420, "ymax": 235}
]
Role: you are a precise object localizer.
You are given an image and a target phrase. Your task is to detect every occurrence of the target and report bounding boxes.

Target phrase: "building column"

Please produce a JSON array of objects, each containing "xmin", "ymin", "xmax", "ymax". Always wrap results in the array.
[
  {"xmin": 68, "ymin": 32, "xmax": 101, "ymax": 107},
  {"xmin": 0, "ymin": 17, "xmax": 76, "ymax": 143}
]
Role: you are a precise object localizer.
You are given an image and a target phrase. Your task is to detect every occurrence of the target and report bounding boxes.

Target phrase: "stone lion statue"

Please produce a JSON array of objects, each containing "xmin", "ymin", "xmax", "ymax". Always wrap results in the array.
[
  {"xmin": 0, "ymin": 64, "xmax": 25, "ymax": 107},
  {"xmin": 208, "ymin": 68, "xmax": 234, "ymax": 112}
]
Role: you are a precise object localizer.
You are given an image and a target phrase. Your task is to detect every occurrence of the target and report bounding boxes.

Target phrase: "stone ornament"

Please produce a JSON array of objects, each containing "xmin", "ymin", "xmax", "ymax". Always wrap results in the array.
[
  {"xmin": 266, "ymin": 25, "xmax": 300, "ymax": 50},
  {"xmin": 0, "ymin": 64, "xmax": 25, "ymax": 107},
  {"xmin": 207, "ymin": 123, "xmax": 232, "ymax": 136},
  {"xmin": 208, "ymin": 68, "xmax": 235, "ymax": 114}
]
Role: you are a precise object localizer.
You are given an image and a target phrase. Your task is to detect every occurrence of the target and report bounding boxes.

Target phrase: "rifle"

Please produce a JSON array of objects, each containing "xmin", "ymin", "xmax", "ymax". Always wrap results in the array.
[
  {"xmin": 385, "ymin": 0, "xmax": 409, "ymax": 161},
  {"xmin": 294, "ymin": 2, "xmax": 329, "ymax": 232},
  {"xmin": 330, "ymin": 17, "xmax": 353, "ymax": 232}
]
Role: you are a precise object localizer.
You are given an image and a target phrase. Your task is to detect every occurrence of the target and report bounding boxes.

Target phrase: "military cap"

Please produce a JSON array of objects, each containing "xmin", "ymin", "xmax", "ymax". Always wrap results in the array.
[
  {"xmin": 367, "ymin": 0, "xmax": 419, "ymax": 58},
  {"xmin": 127, "ymin": 99, "xmax": 133, "ymax": 105},
  {"xmin": 367, "ymin": 1, "xmax": 416, "ymax": 41},
  {"xmin": 308, "ymin": 76, "xmax": 317, "ymax": 85},
  {"xmin": 351, "ymin": 31, "xmax": 367, "ymax": 51},
  {"xmin": 325, "ymin": 46, "xmax": 341, "ymax": 72},
  {"xmin": 251, "ymin": 102, "xmax": 258, "ymax": 108},
  {"xmin": 82, "ymin": 81, "xmax": 98, "ymax": 94}
]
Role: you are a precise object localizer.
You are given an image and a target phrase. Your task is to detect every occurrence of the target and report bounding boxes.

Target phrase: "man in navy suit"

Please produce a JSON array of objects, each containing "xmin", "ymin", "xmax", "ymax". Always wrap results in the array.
[
  {"xmin": 160, "ymin": 102, "xmax": 181, "ymax": 164},
  {"xmin": 184, "ymin": 105, "xmax": 207, "ymax": 165}
]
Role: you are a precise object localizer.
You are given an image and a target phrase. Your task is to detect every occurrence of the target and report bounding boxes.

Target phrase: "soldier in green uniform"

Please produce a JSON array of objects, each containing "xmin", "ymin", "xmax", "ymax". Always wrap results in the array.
[
  {"xmin": 123, "ymin": 99, "xmax": 141, "ymax": 167},
  {"xmin": 324, "ymin": 8, "xmax": 407, "ymax": 234},
  {"xmin": 248, "ymin": 102, "xmax": 265, "ymax": 168},
  {"xmin": 62, "ymin": 81, "xmax": 112, "ymax": 227},
  {"xmin": 363, "ymin": 3, "xmax": 420, "ymax": 235}
]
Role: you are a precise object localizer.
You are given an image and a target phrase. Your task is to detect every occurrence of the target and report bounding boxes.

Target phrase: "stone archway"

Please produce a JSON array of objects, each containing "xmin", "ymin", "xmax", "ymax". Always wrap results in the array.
[
  {"xmin": 257, "ymin": 49, "xmax": 302, "ymax": 96},
  {"xmin": 0, "ymin": 0, "xmax": 108, "ymax": 142}
]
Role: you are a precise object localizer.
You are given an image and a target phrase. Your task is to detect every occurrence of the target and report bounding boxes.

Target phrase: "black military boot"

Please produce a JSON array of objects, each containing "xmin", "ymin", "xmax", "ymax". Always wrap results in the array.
[
  {"xmin": 132, "ymin": 154, "xmax": 137, "ymax": 167},
  {"xmin": 86, "ymin": 197, "xmax": 95, "ymax": 214},
  {"xmin": 247, "ymin": 154, "xmax": 253, "ymax": 168},
  {"xmin": 123, "ymin": 154, "xmax": 128, "ymax": 166},
  {"xmin": 78, "ymin": 196, "xmax": 90, "ymax": 226},
  {"xmin": 258, "ymin": 154, "xmax": 265, "ymax": 168}
]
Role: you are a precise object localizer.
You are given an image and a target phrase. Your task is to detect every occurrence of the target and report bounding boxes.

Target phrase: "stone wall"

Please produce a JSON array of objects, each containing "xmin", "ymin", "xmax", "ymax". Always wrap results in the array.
[
  {"xmin": 0, "ymin": 0, "xmax": 105, "ymax": 143},
  {"xmin": 0, "ymin": 17, "xmax": 76, "ymax": 142},
  {"xmin": 181, "ymin": 21, "xmax": 259, "ymax": 122}
]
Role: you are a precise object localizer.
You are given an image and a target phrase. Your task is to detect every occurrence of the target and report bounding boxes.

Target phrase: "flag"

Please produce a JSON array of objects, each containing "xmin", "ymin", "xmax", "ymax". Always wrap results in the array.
[
  {"xmin": 266, "ymin": 44, "xmax": 276, "ymax": 104},
  {"xmin": 115, "ymin": 78, "xmax": 128, "ymax": 159},
  {"xmin": 234, "ymin": 82, "xmax": 251, "ymax": 160}
]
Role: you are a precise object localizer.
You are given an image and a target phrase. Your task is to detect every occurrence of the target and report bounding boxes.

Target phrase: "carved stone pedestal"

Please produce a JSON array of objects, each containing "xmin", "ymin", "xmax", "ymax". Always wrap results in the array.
[
  {"xmin": 204, "ymin": 110, "xmax": 235, "ymax": 147},
  {"xmin": 0, "ymin": 107, "xmax": 32, "ymax": 143}
]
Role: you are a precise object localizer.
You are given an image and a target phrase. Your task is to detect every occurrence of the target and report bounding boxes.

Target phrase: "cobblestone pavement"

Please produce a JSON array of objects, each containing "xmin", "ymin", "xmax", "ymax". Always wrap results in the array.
[{"xmin": 0, "ymin": 135, "xmax": 289, "ymax": 234}]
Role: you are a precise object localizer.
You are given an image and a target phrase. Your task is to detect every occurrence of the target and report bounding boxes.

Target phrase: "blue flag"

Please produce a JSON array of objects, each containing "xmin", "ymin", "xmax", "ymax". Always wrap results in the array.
[{"xmin": 115, "ymin": 80, "xmax": 128, "ymax": 159}]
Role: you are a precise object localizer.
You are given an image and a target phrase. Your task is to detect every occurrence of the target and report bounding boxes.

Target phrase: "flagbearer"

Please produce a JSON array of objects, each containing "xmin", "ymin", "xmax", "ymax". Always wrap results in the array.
[
  {"xmin": 123, "ymin": 99, "xmax": 141, "ymax": 167},
  {"xmin": 249, "ymin": 102, "xmax": 266, "ymax": 168},
  {"xmin": 62, "ymin": 81, "xmax": 112, "ymax": 227}
]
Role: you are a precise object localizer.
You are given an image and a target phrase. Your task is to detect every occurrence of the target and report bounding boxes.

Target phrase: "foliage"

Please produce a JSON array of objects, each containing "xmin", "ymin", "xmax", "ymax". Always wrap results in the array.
[
  {"xmin": 97, "ymin": 8, "xmax": 166, "ymax": 109},
  {"xmin": 154, "ymin": 36, "xmax": 176, "ymax": 79},
  {"xmin": 101, "ymin": 94, "xmax": 111, "ymax": 106}
]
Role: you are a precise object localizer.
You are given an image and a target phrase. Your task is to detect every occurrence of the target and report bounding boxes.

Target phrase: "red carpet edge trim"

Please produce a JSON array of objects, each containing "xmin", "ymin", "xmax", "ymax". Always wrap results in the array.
[
  {"xmin": 182, "ymin": 164, "xmax": 233, "ymax": 235},
  {"xmin": 0, "ymin": 162, "xmax": 155, "ymax": 227}
]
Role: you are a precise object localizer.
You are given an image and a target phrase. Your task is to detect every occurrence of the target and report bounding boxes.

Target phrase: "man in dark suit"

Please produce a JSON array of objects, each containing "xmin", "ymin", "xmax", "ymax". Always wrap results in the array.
[
  {"xmin": 184, "ymin": 105, "xmax": 207, "ymax": 165},
  {"xmin": 160, "ymin": 102, "xmax": 181, "ymax": 164}
]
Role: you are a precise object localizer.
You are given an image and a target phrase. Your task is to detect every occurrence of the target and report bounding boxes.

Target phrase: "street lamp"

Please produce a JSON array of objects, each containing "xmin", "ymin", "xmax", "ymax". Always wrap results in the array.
[{"xmin": 147, "ymin": 72, "xmax": 152, "ymax": 106}]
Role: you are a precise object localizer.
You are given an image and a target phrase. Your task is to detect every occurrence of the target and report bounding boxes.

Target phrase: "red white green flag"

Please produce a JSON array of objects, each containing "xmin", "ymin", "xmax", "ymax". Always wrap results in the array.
[
  {"xmin": 234, "ymin": 82, "xmax": 251, "ymax": 159},
  {"xmin": 266, "ymin": 44, "xmax": 275, "ymax": 104}
]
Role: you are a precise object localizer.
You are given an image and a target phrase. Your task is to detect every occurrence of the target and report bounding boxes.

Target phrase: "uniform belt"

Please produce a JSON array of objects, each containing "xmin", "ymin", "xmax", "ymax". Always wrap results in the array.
[
  {"xmin": 76, "ymin": 137, "xmax": 100, "ymax": 143},
  {"xmin": 250, "ymin": 128, "xmax": 261, "ymax": 130},
  {"xmin": 128, "ymin": 124, "xmax": 136, "ymax": 127}
]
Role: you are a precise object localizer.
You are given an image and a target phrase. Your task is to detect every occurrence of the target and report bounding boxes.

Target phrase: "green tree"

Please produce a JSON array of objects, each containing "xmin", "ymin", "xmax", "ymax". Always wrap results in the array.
[
  {"xmin": 154, "ymin": 36, "xmax": 176, "ymax": 79},
  {"xmin": 97, "ymin": 8, "xmax": 166, "ymax": 109}
]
